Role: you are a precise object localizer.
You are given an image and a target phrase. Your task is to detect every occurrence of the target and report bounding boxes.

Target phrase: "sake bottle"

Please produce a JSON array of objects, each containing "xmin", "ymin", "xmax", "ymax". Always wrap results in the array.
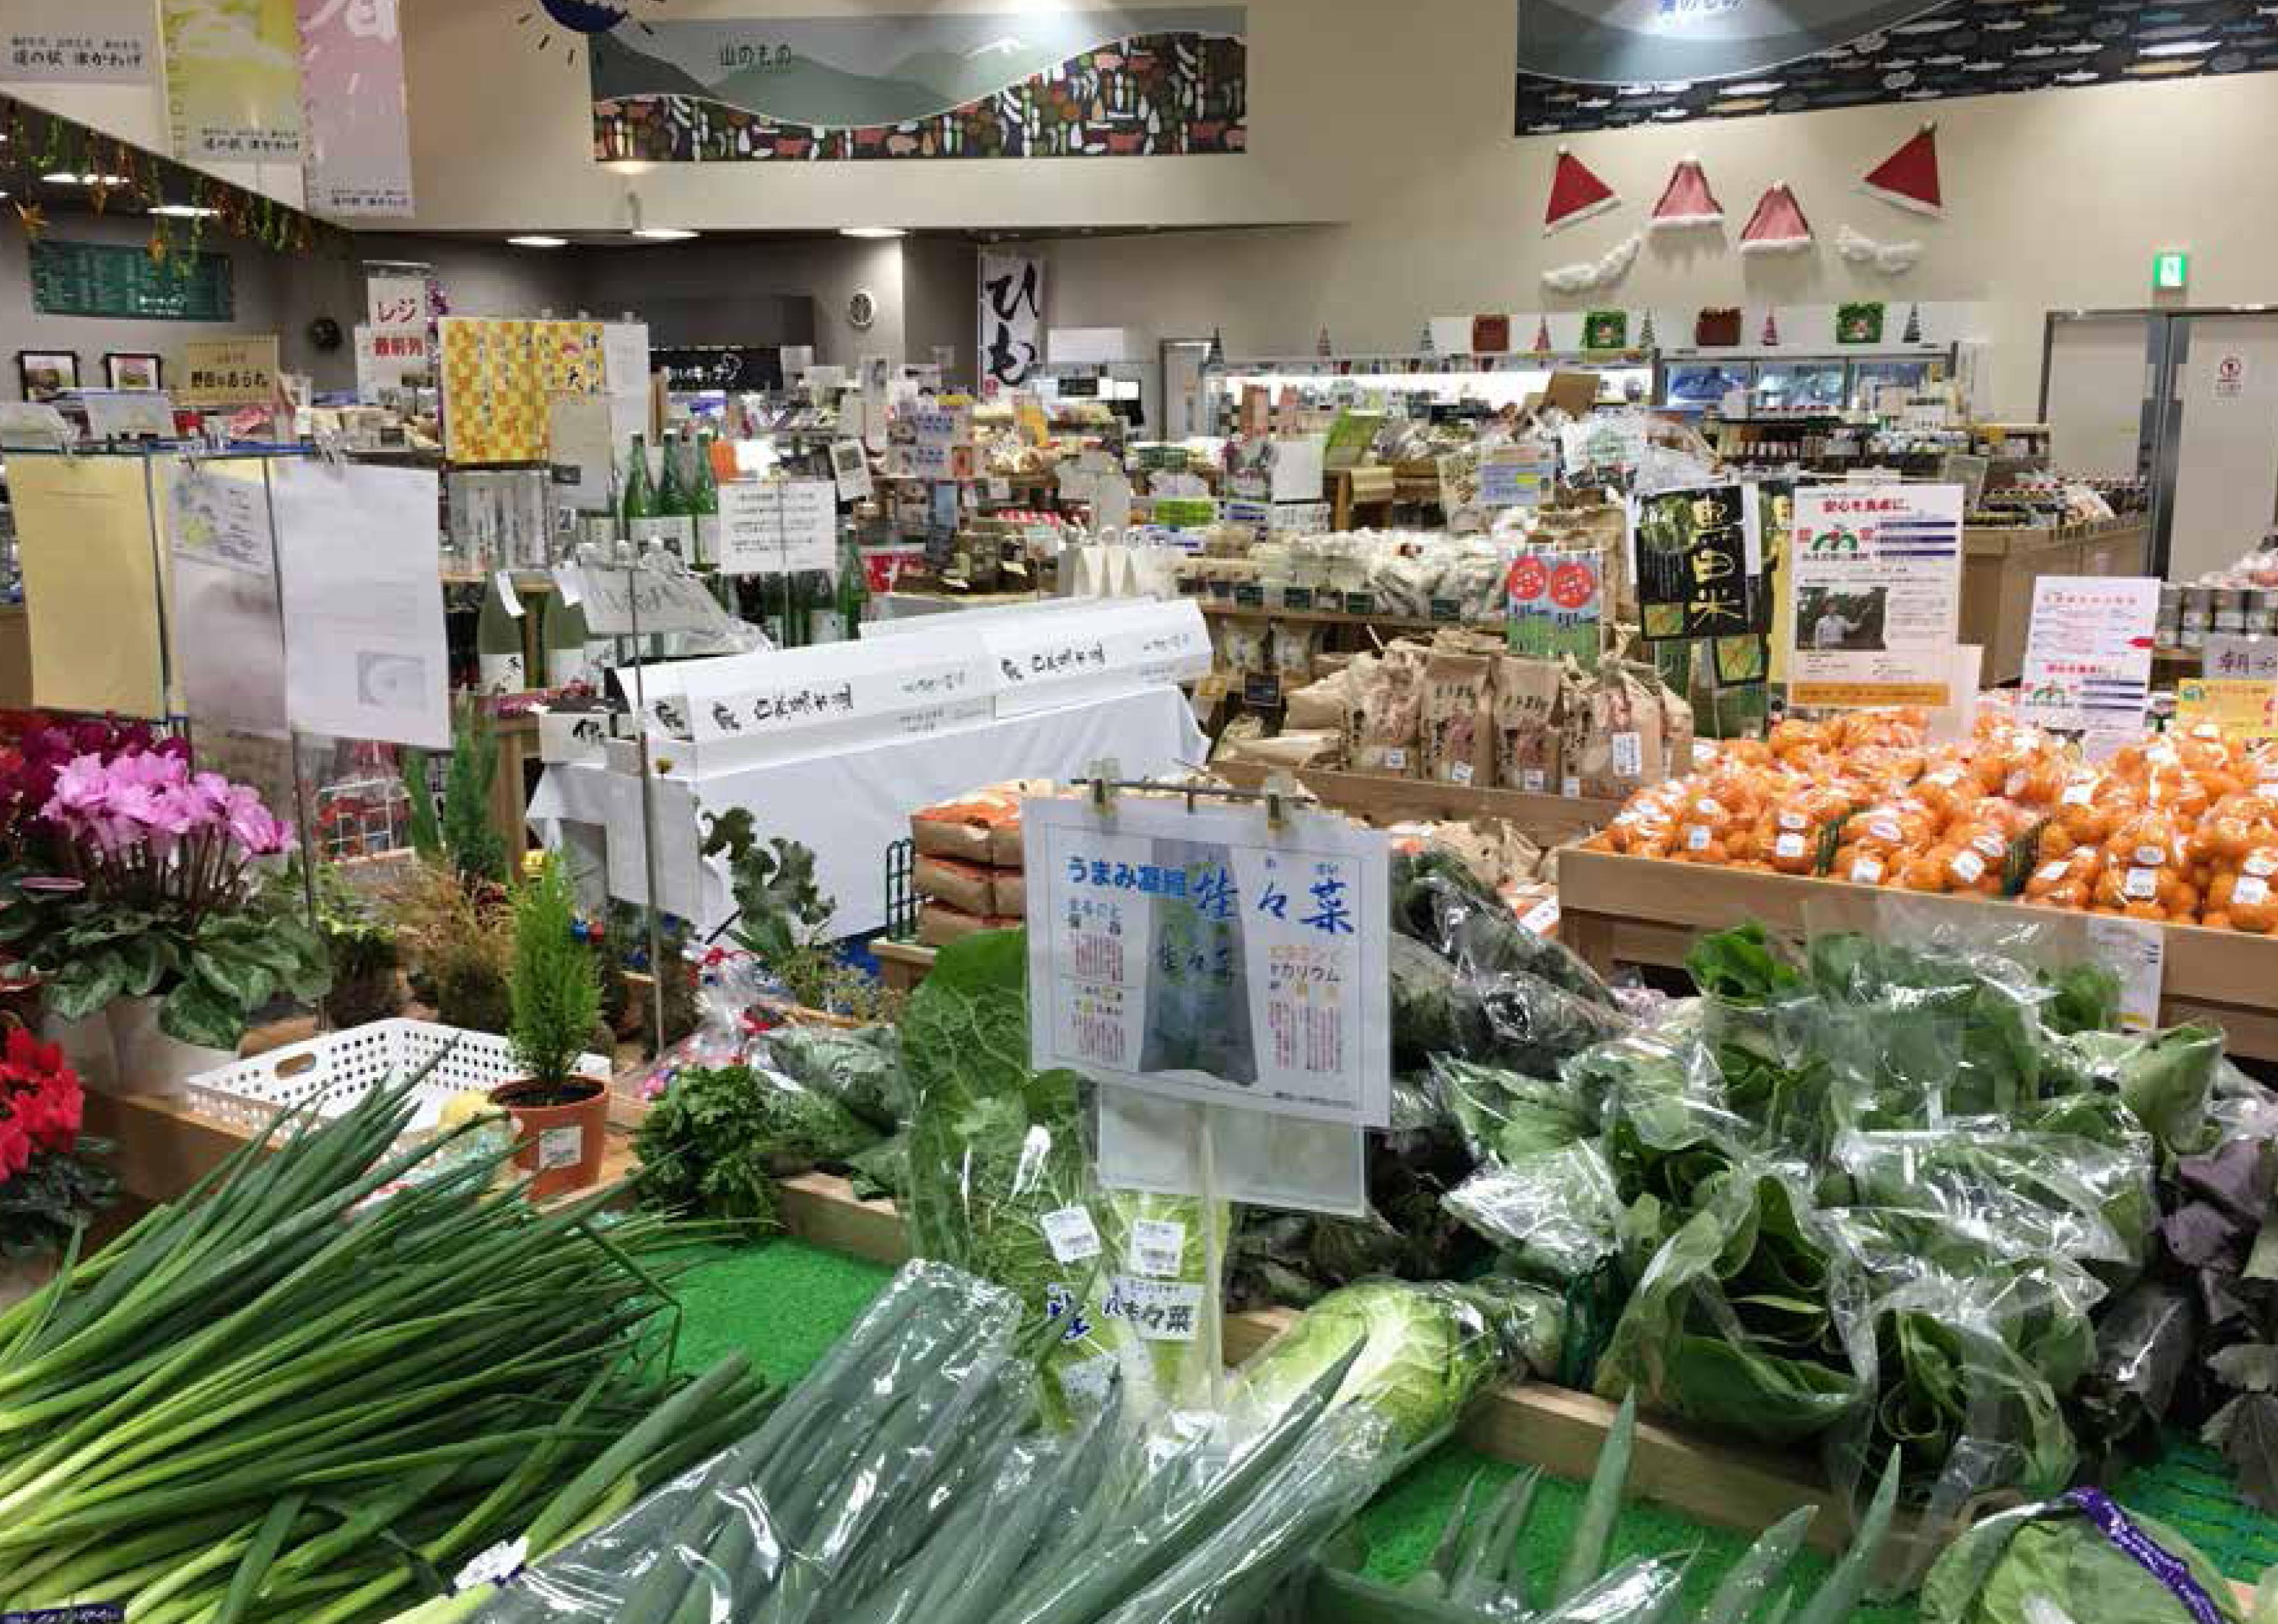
[
  {"xmin": 835, "ymin": 534, "xmax": 869, "ymax": 641},
  {"xmin": 542, "ymin": 588, "xmax": 595, "ymax": 689},
  {"xmin": 689, "ymin": 430, "xmax": 722, "ymax": 568},
  {"xmin": 649, "ymin": 433, "xmax": 695, "ymax": 560},
  {"xmin": 619, "ymin": 435, "xmax": 657, "ymax": 542}
]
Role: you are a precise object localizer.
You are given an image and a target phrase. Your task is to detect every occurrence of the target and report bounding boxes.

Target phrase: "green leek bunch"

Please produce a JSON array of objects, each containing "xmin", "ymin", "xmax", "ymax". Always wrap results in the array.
[{"xmin": 0, "ymin": 1074, "xmax": 773, "ymax": 1623}]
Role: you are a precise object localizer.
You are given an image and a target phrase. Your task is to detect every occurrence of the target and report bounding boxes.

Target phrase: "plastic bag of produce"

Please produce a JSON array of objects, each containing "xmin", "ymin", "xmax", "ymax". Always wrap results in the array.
[
  {"xmin": 1443, "ymin": 1143, "xmax": 1623, "ymax": 1286},
  {"xmin": 1595, "ymin": 1168, "xmax": 1868, "ymax": 1444},
  {"xmin": 1391, "ymin": 845, "xmax": 1616, "ymax": 1008},
  {"xmin": 1390, "ymin": 932, "xmax": 1627, "ymax": 1075},
  {"xmin": 1825, "ymin": 1118, "xmax": 2157, "ymax": 1278},
  {"xmin": 1920, "ymin": 1490, "xmax": 2246, "ymax": 1624},
  {"xmin": 761, "ymin": 1021, "xmax": 909, "ymax": 1134}
]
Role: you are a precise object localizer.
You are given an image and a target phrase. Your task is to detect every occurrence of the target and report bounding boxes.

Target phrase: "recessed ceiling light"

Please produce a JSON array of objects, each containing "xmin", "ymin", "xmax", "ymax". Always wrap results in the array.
[
  {"xmin": 150, "ymin": 203, "xmax": 219, "ymax": 218},
  {"xmin": 630, "ymin": 226, "xmax": 698, "ymax": 241},
  {"xmin": 840, "ymin": 226, "xmax": 907, "ymax": 239},
  {"xmin": 509, "ymin": 234, "xmax": 569, "ymax": 248}
]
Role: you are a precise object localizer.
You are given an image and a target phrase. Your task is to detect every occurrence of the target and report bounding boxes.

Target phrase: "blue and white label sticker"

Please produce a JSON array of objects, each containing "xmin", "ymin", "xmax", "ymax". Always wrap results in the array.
[
  {"xmin": 453, "ymin": 1537, "xmax": 528, "ymax": 1594},
  {"xmin": 1040, "ymin": 1206, "xmax": 1102, "ymax": 1265},
  {"xmin": 3, "ymin": 1609, "xmax": 126, "ymax": 1623},
  {"xmin": 1127, "ymin": 1218, "xmax": 1185, "ymax": 1278}
]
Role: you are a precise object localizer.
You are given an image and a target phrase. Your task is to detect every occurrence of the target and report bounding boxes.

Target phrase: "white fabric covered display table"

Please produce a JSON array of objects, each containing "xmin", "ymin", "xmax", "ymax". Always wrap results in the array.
[{"xmin": 529, "ymin": 685, "xmax": 1206, "ymax": 938}]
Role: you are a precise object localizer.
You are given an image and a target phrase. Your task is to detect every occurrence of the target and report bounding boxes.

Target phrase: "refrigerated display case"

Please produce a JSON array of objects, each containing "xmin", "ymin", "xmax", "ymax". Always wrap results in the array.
[
  {"xmin": 1662, "ymin": 361, "xmax": 1751, "ymax": 411},
  {"xmin": 1751, "ymin": 360, "xmax": 1849, "ymax": 413},
  {"xmin": 1848, "ymin": 358, "xmax": 1937, "ymax": 410}
]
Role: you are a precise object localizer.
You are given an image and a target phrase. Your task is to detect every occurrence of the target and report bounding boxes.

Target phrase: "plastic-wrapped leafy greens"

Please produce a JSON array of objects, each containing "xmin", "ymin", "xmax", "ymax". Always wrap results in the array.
[
  {"xmin": 1432, "ymin": 1053, "xmax": 1595, "ymax": 1162},
  {"xmin": 761, "ymin": 1022, "xmax": 910, "ymax": 1134},
  {"xmin": 1823, "ymin": 1119, "xmax": 2157, "ymax": 1280},
  {"xmin": 2071, "ymin": 1281, "xmax": 2199, "ymax": 1467},
  {"xmin": 1443, "ymin": 1144, "xmax": 1624, "ymax": 1286},
  {"xmin": 1805, "ymin": 931, "xmax": 2051, "ymax": 1122},
  {"xmin": 1391, "ymin": 935, "xmax": 1629, "ymax": 1075},
  {"xmin": 1920, "ymin": 1490, "xmax": 2246, "ymax": 1624},
  {"xmin": 2042, "ymin": 1024, "xmax": 2225, "ymax": 1158},
  {"xmin": 632, "ymin": 1059, "xmax": 879, "ymax": 1222},
  {"xmin": 1090, "ymin": 1189, "xmax": 1230, "ymax": 1418},
  {"xmin": 1392, "ymin": 845, "xmax": 1617, "ymax": 1009},
  {"xmin": 1595, "ymin": 1169, "xmax": 1866, "ymax": 1444}
]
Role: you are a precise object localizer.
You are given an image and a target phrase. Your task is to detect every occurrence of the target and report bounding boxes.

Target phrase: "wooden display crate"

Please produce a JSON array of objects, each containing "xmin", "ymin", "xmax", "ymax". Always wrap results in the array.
[
  {"xmin": 1960, "ymin": 518, "xmax": 2149, "ymax": 686},
  {"xmin": 1208, "ymin": 761, "xmax": 1623, "ymax": 842},
  {"xmin": 1559, "ymin": 847, "xmax": 2278, "ymax": 1061}
]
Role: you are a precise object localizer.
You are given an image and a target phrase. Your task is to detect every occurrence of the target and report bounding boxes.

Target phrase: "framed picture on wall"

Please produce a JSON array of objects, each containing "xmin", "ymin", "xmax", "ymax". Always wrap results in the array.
[
  {"xmin": 16, "ymin": 350, "xmax": 78, "ymax": 402},
  {"xmin": 104, "ymin": 353, "xmax": 163, "ymax": 392}
]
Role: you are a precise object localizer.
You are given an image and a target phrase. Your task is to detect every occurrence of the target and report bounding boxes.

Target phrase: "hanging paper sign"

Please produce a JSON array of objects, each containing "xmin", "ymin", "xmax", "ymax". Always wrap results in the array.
[
  {"xmin": 1024, "ymin": 796, "xmax": 1392, "ymax": 1131},
  {"xmin": 4, "ymin": 0, "xmax": 153, "ymax": 81},
  {"xmin": 178, "ymin": 335, "xmax": 281, "ymax": 408},
  {"xmin": 1507, "ymin": 549, "xmax": 1603, "ymax": 666},
  {"xmin": 829, "ymin": 439, "xmax": 873, "ymax": 504},
  {"xmin": 297, "ymin": 0, "xmax": 414, "ymax": 216},
  {"xmin": 2018, "ymin": 575, "xmax": 2160, "ymax": 733},
  {"xmin": 716, "ymin": 479, "xmax": 837, "ymax": 577},
  {"xmin": 1785, "ymin": 483, "xmax": 1964, "ymax": 709},
  {"xmin": 1631, "ymin": 484, "xmax": 1762, "ymax": 642},
  {"xmin": 160, "ymin": 0, "xmax": 301, "ymax": 162},
  {"xmin": 1559, "ymin": 414, "xmax": 1646, "ymax": 482},
  {"xmin": 979, "ymin": 253, "xmax": 1042, "ymax": 392},
  {"xmin": 671, "ymin": 634, "xmax": 994, "ymax": 759},
  {"xmin": 577, "ymin": 563, "xmax": 740, "ymax": 639}
]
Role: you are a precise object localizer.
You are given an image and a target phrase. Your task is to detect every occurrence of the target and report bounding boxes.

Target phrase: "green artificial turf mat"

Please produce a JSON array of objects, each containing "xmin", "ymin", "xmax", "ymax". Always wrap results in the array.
[
  {"xmin": 670, "ymin": 1236, "xmax": 897, "ymax": 1387},
  {"xmin": 1355, "ymin": 1441, "xmax": 1921, "ymax": 1623},
  {"xmin": 658, "ymin": 1246, "xmax": 2278, "ymax": 1614},
  {"xmin": 2116, "ymin": 1433, "xmax": 2278, "ymax": 1586}
]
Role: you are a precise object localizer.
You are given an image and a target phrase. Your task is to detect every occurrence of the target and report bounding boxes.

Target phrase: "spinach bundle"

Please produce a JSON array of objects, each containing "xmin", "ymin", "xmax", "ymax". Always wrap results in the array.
[
  {"xmin": 1443, "ymin": 1145, "xmax": 1624, "ymax": 1287},
  {"xmin": 634, "ymin": 1059, "xmax": 880, "ymax": 1224},
  {"xmin": 1595, "ymin": 1171, "xmax": 1864, "ymax": 1444}
]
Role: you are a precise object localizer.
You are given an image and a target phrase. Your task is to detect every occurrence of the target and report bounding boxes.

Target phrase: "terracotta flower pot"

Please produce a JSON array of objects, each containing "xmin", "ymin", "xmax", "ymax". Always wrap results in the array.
[{"xmin": 488, "ymin": 1077, "xmax": 609, "ymax": 1200}]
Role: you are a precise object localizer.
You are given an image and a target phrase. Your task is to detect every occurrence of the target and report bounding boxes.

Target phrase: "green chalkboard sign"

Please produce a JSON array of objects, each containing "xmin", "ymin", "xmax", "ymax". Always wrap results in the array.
[{"xmin": 30, "ymin": 240, "xmax": 234, "ymax": 323}]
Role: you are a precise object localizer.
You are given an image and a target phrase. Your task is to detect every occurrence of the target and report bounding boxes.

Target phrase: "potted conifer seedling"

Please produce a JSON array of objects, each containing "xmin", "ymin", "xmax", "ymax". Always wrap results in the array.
[{"xmin": 488, "ymin": 853, "xmax": 607, "ymax": 1198}]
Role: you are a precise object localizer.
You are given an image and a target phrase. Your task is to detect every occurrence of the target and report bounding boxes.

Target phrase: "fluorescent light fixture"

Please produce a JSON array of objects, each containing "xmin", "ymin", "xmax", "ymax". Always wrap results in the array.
[
  {"xmin": 2140, "ymin": 38, "xmax": 2216, "ymax": 55},
  {"xmin": 41, "ymin": 170, "xmax": 80, "ymax": 184},
  {"xmin": 45, "ymin": 171, "xmax": 128, "ymax": 186},
  {"xmin": 630, "ymin": 226, "xmax": 698, "ymax": 241},
  {"xmin": 150, "ymin": 203, "xmax": 220, "ymax": 218},
  {"xmin": 509, "ymin": 234, "xmax": 569, "ymax": 248},
  {"xmin": 839, "ymin": 226, "xmax": 907, "ymax": 239}
]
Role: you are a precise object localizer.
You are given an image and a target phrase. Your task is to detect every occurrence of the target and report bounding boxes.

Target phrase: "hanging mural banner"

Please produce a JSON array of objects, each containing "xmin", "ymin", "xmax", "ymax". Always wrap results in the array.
[
  {"xmin": 590, "ymin": 6, "xmax": 1246, "ymax": 162},
  {"xmin": 1513, "ymin": 0, "xmax": 2278, "ymax": 136},
  {"xmin": 298, "ymin": 0, "xmax": 415, "ymax": 217},
  {"xmin": 4, "ymin": 0, "xmax": 155, "ymax": 83},
  {"xmin": 980, "ymin": 252, "xmax": 1043, "ymax": 395},
  {"xmin": 160, "ymin": 0, "xmax": 302, "ymax": 162}
]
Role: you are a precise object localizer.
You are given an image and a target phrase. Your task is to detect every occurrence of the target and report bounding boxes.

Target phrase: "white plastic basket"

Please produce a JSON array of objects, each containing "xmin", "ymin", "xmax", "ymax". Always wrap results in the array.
[{"xmin": 184, "ymin": 1019, "xmax": 612, "ymax": 1139}]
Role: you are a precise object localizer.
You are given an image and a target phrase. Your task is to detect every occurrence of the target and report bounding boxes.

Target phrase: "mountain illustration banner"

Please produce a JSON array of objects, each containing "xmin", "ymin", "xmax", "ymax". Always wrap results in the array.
[
  {"xmin": 1516, "ymin": 0, "xmax": 2278, "ymax": 136},
  {"xmin": 590, "ymin": 7, "xmax": 1245, "ymax": 161}
]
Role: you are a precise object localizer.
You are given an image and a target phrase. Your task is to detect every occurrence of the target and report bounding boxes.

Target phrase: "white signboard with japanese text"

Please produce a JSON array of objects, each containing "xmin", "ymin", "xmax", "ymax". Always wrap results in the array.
[
  {"xmin": 4, "ymin": 0, "xmax": 153, "ymax": 81},
  {"xmin": 716, "ymin": 479, "xmax": 837, "ymax": 577},
  {"xmin": 1785, "ymin": 483, "xmax": 1964, "ymax": 709},
  {"xmin": 981, "ymin": 598, "xmax": 1210, "ymax": 717},
  {"xmin": 575, "ymin": 562, "xmax": 740, "ymax": 639},
  {"xmin": 2205, "ymin": 634, "xmax": 2278, "ymax": 684},
  {"xmin": 665, "ymin": 632, "xmax": 993, "ymax": 766},
  {"xmin": 2018, "ymin": 575, "xmax": 2160, "ymax": 733},
  {"xmin": 1024, "ymin": 797, "xmax": 1392, "ymax": 1130}
]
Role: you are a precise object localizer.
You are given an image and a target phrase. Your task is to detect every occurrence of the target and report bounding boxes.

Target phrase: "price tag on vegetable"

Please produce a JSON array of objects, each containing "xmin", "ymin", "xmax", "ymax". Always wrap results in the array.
[
  {"xmin": 453, "ymin": 1537, "xmax": 527, "ymax": 1594},
  {"xmin": 1128, "ymin": 1218, "xmax": 1185, "ymax": 1278},
  {"xmin": 1040, "ymin": 1205, "xmax": 1102, "ymax": 1264},
  {"xmin": 1104, "ymin": 1276, "xmax": 1204, "ymax": 1343}
]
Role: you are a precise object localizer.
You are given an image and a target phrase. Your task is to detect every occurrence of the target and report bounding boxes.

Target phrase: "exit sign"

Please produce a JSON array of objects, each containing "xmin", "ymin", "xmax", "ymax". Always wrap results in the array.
[{"xmin": 2154, "ymin": 251, "xmax": 2190, "ymax": 292}]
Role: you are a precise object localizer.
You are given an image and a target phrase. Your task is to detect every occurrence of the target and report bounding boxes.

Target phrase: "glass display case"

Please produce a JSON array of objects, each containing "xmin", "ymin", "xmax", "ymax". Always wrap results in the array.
[
  {"xmin": 1751, "ymin": 360, "xmax": 1848, "ymax": 413},
  {"xmin": 1847, "ymin": 358, "xmax": 1939, "ymax": 411},
  {"xmin": 1661, "ymin": 361, "xmax": 1751, "ymax": 412}
]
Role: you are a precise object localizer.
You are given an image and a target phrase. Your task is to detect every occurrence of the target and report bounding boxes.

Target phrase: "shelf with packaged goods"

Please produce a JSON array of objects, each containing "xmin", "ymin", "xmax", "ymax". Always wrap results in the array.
[
  {"xmin": 1557, "ymin": 847, "xmax": 2278, "ymax": 1062},
  {"xmin": 1208, "ymin": 761, "xmax": 1622, "ymax": 842},
  {"xmin": 1194, "ymin": 598, "xmax": 1454, "ymax": 635}
]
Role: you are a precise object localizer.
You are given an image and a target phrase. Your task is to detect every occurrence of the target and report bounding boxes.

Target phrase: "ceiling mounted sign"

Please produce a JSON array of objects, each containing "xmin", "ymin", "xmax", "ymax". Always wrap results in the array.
[
  {"xmin": 590, "ymin": 6, "xmax": 1246, "ymax": 161},
  {"xmin": 1515, "ymin": 1, "xmax": 2278, "ymax": 136},
  {"xmin": 298, "ymin": 0, "xmax": 415, "ymax": 217},
  {"xmin": 160, "ymin": 0, "xmax": 302, "ymax": 162}
]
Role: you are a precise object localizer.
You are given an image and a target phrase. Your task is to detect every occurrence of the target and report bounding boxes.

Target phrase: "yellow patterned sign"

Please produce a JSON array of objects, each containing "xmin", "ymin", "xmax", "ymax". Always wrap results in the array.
[{"xmin": 439, "ymin": 318, "xmax": 604, "ymax": 465}]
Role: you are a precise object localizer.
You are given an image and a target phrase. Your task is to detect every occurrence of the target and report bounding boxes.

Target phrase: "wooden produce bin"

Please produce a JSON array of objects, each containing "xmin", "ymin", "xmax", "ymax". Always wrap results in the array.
[
  {"xmin": 1559, "ymin": 847, "xmax": 2278, "ymax": 1061},
  {"xmin": 1209, "ymin": 761, "xmax": 1623, "ymax": 843},
  {"xmin": 1960, "ymin": 518, "xmax": 2149, "ymax": 685}
]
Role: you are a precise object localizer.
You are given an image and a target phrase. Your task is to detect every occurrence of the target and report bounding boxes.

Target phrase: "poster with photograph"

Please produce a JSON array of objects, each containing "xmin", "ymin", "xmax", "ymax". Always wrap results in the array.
[
  {"xmin": 1025, "ymin": 796, "xmax": 1390, "ymax": 1130},
  {"xmin": 2018, "ymin": 575, "xmax": 2160, "ymax": 733},
  {"xmin": 1785, "ymin": 483, "xmax": 1963, "ymax": 709}
]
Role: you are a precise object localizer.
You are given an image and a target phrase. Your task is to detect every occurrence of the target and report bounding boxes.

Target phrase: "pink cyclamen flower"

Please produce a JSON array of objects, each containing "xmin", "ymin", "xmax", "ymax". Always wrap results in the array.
[{"xmin": 222, "ymin": 785, "xmax": 294, "ymax": 855}]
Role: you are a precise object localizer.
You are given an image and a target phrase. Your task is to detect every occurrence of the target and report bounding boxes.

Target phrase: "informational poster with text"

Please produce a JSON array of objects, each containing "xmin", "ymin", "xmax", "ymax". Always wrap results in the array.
[
  {"xmin": 1786, "ymin": 483, "xmax": 1963, "ymax": 709},
  {"xmin": 2018, "ymin": 575, "xmax": 2160, "ymax": 733},
  {"xmin": 1026, "ymin": 798, "xmax": 1390, "ymax": 1130}
]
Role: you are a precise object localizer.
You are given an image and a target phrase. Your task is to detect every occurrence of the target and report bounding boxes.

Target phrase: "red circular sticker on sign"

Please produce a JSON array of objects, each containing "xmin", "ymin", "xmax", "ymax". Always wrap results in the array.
[
  {"xmin": 1507, "ymin": 556, "xmax": 1548, "ymax": 602},
  {"xmin": 1549, "ymin": 561, "xmax": 1597, "ymax": 611}
]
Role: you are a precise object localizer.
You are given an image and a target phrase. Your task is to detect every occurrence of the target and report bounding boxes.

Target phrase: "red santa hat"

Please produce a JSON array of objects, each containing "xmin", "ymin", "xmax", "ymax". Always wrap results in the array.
[
  {"xmin": 1861, "ymin": 123, "xmax": 1942, "ymax": 216},
  {"xmin": 1544, "ymin": 147, "xmax": 1618, "ymax": 235},
  {"xmin": 1650, "ymin": 156, "xmax": 1724, "ymax": 230},
  {"xmin": 1739, "ymin": 181, "xmax": 1814, "ymax": 254}
]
